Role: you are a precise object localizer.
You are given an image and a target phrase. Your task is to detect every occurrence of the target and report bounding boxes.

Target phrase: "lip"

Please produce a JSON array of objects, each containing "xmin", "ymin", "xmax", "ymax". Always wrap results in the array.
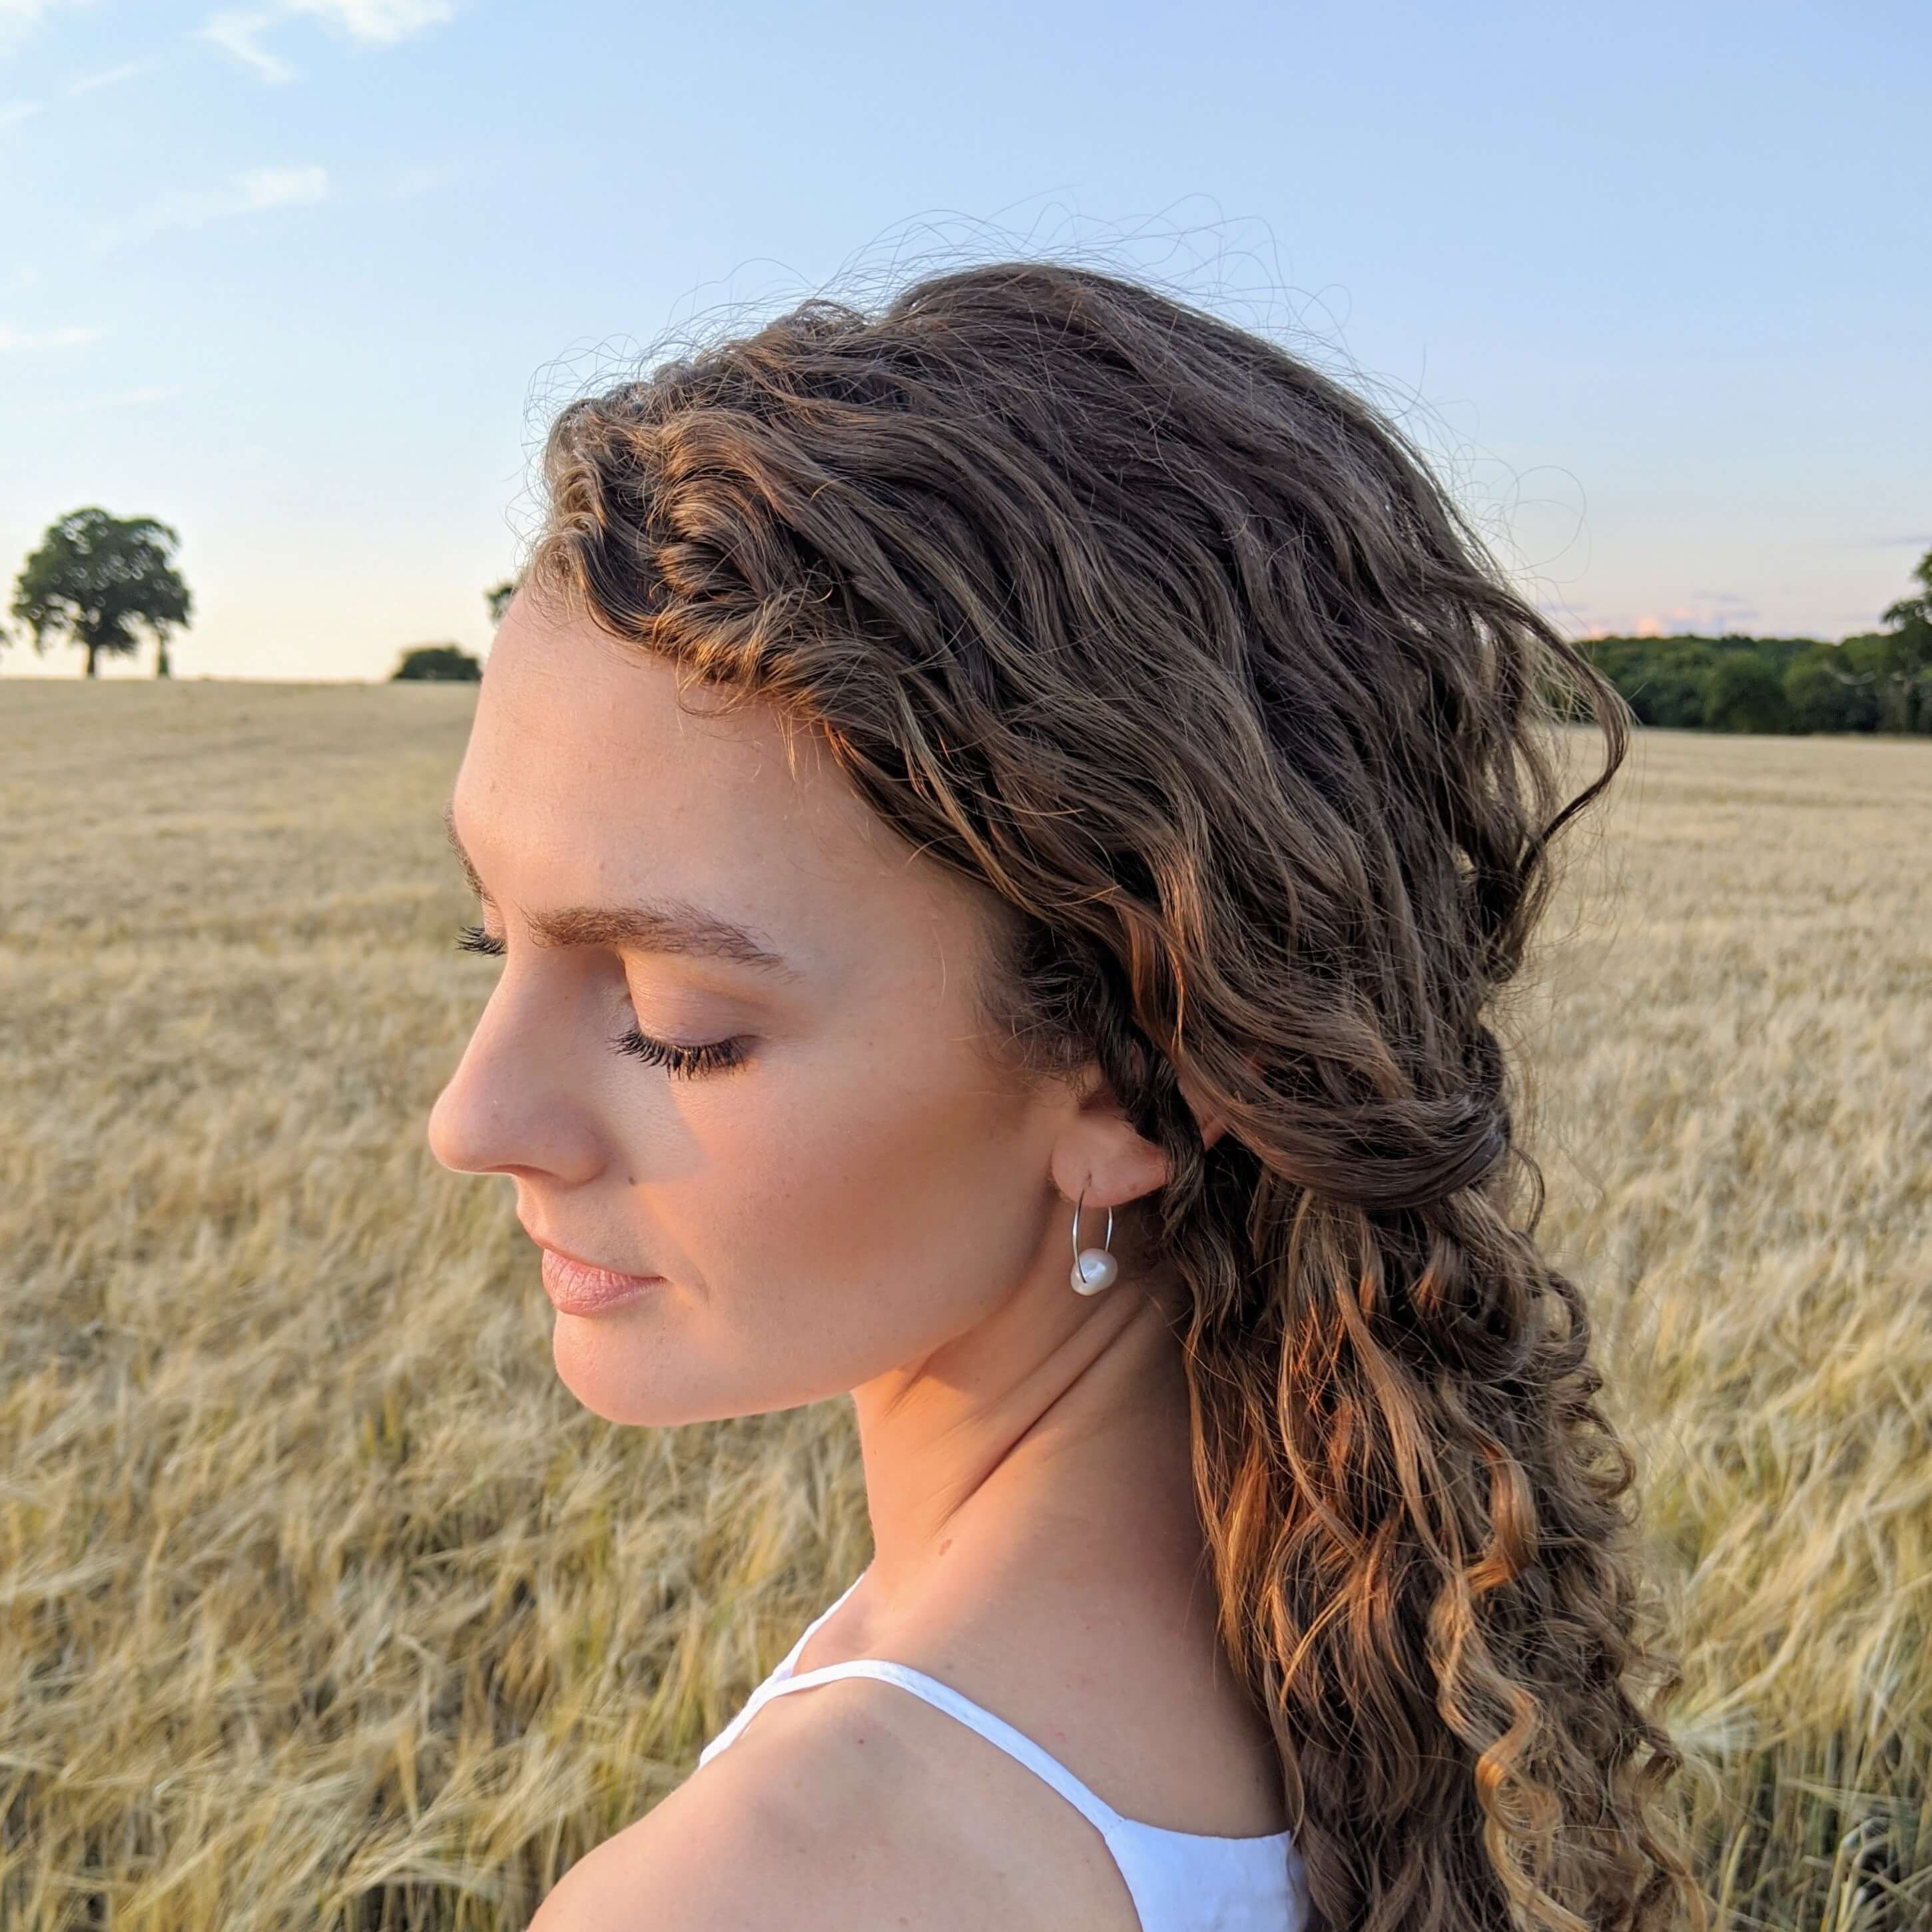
[{"xmin": 529, "ymin": 1237, "xmax": 663, "ymax": 1316}]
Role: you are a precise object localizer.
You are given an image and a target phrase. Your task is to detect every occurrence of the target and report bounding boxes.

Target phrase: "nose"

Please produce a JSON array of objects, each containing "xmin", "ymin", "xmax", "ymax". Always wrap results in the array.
[{"xmin": 425, "ymin": 978, "xmax": 603, "ymax": 1183}]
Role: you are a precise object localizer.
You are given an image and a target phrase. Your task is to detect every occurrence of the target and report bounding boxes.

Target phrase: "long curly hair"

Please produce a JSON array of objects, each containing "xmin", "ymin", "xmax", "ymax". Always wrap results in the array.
[{"xmin": 521, "ymin": 260, "xmax": 1710, "ymax": 1932}]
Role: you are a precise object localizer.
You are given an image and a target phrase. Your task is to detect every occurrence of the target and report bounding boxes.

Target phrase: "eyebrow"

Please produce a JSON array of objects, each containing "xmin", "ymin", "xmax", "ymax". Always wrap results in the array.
[{"xmin": 442, "ymin": 800, "xmax": 804, "ymax": 980}]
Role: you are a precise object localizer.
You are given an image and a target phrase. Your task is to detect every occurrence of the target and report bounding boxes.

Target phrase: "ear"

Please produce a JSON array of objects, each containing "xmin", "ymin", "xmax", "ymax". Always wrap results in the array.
[
  {"xmin": 1050, "ymin": 1064, "xmax": 1175, "ymax": 1209},
  {"xmin": 1177, "ymin": 1055, "xmax": 1254, "ymax": 1153},
  {"xmin": 1050, "ymin": 1048, "xmax": 1254, "ymax": 1213}
]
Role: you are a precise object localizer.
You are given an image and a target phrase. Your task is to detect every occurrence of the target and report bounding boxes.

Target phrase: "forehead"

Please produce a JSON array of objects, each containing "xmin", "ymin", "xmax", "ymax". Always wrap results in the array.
[{"xmin": 450, "ymin": 596, "xmax": 948, "ymax": 972}]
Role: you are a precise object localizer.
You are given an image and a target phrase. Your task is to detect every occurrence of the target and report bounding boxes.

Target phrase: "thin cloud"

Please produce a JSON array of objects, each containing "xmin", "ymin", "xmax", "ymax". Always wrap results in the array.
[
  {"xmin": 0, "ymin": 320, "xmax": 108, "ymax": 348},
  {"xmin": 1629, "ymin": 599, "xmax": 1760, "ymax": 637},
  {"xmin": 1, "ymin": 1, "xmax": 97, "ymax": 63},
  {"xmin": 1692, "ymin": 593, "xmax": 1760, "ymax": 625},
  {"xmin": 0, "ymin": 97, "xmax": 43, "ymax": 126},
  {"xmin": 93, "ymin": 163, "xmax": 329, "ymax": 248},
  {"xmin": 43, "ymin": 382, "xmax": 186, "ymax": 412},
  {"xmin": 198, "ymin": 0, "xmax": 454, "ymax": 83},
  {"xmin": 201, "ymin": 9, "xmax": 294, "ymax": 83},
  {"xmin": 68, "ymin": 58, "xmax": 145, "ymax": 95},
  {"xmin": 287, "ymin": 0, "xmax": 456, "ymax": 42}
]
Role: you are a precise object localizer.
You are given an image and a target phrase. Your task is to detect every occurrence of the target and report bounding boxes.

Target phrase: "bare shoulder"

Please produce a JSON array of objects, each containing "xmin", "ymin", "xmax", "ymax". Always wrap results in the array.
[{"xmin": 526, "ymin": 1677, "xmax": 1126, "ymax": 1932}]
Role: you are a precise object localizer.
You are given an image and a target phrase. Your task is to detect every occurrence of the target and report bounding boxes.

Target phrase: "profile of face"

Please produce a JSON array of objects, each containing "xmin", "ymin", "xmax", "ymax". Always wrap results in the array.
[{"xmin": 428, "ymin": 591, "xmax": 1169, "ymax": 1427}]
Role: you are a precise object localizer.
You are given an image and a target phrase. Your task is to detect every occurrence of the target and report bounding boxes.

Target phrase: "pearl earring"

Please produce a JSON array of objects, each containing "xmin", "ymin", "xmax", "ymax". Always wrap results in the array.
[{"xmin": 1069, "ymin": 1187, "xmax": 1118, "ymax": 1295}]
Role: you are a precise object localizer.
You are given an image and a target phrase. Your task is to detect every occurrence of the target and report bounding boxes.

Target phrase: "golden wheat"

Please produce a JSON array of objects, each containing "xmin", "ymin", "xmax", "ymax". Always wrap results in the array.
[{"xmin": 2, "ymin": 680, "xmax": 1926, "ymax": 1929}]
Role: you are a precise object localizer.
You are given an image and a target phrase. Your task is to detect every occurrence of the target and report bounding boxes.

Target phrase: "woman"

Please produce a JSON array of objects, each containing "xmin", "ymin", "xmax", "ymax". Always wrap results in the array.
[{"xmin": 428, "ymin": 262, "xmax": 1706, "ymax": 1932}]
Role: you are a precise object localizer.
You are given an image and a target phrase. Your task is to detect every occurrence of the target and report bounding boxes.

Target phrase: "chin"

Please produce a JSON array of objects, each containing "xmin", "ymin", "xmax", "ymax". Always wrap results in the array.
[
  {"xmin": 548, "ymin": 1323, "xmax": 748, "ymax": 1428},
  {"xmin": 549, "ymin": 1321, "xmax": 848, "ymax": 1429},
  {"xmin": 549, "ymin": 1318, "xmax": 688, "ymax": 1427}
]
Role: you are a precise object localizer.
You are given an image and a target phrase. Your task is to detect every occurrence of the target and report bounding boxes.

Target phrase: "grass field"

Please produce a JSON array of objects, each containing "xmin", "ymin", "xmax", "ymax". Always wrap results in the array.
[{"xmin": 3, "ymin": 678, "xmax": 1928, "ymax": 1931}]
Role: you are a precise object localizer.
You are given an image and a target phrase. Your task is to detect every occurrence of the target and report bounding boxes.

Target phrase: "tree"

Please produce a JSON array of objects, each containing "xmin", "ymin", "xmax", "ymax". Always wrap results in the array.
[
  {"xmin": 1783, "ymin": 646, "xmax": 1881, "ymax": 733},
  {"xmin": 485, "ymin": 577, "xmax": 519, "ymax": 625},
  {"xmin": 1704, "ymin": 651, "xmax": 1790, "ymax": 734},
  {"xmin": 392, "ymin": 643, "xmax": 482, "ymax": 681},
  {"xmin": 1873, "ymin": 545, "xmax": 1932, "ymax": 734},
  {"xmin": 1582, "ymin": 635, "xmax": 1716, "ymax": 728},
  {"xmin": 1794, "ymin": 551, "xmax": 1932, "ymax": 737},
  {"xmin": 9, "ymin": 506, "xmax": 192, "ymax": 678}
]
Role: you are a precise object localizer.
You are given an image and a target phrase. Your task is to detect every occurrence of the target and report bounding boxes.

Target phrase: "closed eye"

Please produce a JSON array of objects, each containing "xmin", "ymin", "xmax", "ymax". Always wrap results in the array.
[
  {"xmin": 452, "ymin": 921, "xmax": 749, "ymax": 1080},
  {"xmin": 611, "ymin": 1025, "xmax": 749, "ymax": 1078}
]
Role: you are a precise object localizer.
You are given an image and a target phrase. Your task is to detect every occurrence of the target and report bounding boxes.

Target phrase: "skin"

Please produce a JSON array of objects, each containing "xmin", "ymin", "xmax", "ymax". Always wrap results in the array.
[{"xmin": 428, "ymin": 587, "xmax": 1287, "ymax": 1930}]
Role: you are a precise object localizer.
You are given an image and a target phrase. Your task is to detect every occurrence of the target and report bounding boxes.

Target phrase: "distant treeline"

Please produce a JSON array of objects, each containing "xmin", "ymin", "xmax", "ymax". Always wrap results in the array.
[{"xmin": 1572, "ymin": 629, "xmax": 1932, "ymax": 736}]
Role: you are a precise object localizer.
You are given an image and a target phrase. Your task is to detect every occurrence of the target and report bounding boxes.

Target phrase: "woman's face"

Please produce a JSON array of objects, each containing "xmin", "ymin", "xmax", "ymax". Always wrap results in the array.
[{"xmin": 428, "ymin": 590, "xmax": 1086, "ymax": 1427}]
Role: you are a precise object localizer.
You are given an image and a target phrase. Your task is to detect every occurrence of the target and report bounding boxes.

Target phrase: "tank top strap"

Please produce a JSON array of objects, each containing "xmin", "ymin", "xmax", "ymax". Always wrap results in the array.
[
  {"xmin": 695, "ymin": 1571, "xmax": 869, "ymax": 1769},
  {"xmin": 754, "ymin": 1659, "xmax": 1126, "ymax": 1843},
  {"xmin": 772, "ymin": 1570, "xmax": 867, "ymax": 1678}
]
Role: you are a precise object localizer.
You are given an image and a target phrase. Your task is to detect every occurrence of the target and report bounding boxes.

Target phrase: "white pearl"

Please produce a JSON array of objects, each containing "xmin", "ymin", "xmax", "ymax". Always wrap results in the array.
[{"xmin": 1071, "ymin": 1248, "xmax": 1118, "ymax": 1295}]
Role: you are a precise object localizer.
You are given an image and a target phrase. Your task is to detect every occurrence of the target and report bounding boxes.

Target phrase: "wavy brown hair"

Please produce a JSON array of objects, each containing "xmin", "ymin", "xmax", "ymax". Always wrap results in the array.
[{"xmin": 520, "ymin": 260, "xmax": 1710, "ymax": 1932}]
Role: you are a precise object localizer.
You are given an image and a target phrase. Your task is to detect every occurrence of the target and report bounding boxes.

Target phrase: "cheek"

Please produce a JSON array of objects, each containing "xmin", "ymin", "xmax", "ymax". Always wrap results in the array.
[{"xmin": 667, "ymin": 1025, "xmax": 1048, "ymax": 1393}]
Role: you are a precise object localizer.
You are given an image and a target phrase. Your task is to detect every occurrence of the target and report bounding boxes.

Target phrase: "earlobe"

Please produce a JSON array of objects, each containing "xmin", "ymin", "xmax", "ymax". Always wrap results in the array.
[{"xmin": 1050, "ymin": 1126, "xmax": 1170, "ymax": 1229}]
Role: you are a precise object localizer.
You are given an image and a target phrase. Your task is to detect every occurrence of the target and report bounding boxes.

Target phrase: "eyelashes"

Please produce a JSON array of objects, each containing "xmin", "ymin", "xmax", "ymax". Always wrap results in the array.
[
  {"xmin": 454, "ymin": 921, "xmax": 505, "ymax": 958},
  {"xmin": 453, "ymin": 922, "xmax": 749, "ymax": 1080},
  {"xmin": 609, "ymin": 1025, "xmax": 748, "ymax": 1078}
]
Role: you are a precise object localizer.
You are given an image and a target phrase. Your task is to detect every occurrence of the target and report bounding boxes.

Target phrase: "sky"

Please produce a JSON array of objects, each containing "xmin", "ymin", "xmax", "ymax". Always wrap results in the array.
[{"xmin": 1, "ymin": 0, "xmax": 1927, "ymax": 681}]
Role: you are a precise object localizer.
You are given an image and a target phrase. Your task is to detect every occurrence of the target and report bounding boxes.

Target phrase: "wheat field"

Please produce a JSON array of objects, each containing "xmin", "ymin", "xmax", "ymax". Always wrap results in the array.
[{"xmin": 3, "ymin": 678, "xmax": 1927, "ymax": 1931}]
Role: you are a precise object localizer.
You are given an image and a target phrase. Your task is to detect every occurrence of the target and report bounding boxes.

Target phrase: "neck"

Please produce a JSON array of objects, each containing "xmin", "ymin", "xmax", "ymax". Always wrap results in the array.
[{"xmin": 846, "ymin": 1265, "xmax": 1206, "ymax": 1604}]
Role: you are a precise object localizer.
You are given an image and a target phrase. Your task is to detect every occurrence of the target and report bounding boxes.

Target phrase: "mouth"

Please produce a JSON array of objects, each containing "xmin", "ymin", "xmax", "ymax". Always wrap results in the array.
[{"xmin": 527, "ymin": 1234, "xmax": 663, "ymax": 1316}]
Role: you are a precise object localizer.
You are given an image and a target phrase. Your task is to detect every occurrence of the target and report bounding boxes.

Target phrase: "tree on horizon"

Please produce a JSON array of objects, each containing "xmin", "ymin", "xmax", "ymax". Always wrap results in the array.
[
  {"xmin": 1872, "ymin": 543, "xmax": 1932, "ymax": 733},
  {"xmin": 8, "ymin": 507, "xmax": 192, "ymax": 679},
  {"xmin": 393, "ymin": 642, "xmax": 482, "ymax": 682}
]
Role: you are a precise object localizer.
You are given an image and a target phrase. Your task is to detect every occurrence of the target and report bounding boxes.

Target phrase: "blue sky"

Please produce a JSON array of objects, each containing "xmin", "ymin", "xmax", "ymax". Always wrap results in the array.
[{"xmin": 1, "ymin": 0, "xmax": 1926, "ymax": 681}]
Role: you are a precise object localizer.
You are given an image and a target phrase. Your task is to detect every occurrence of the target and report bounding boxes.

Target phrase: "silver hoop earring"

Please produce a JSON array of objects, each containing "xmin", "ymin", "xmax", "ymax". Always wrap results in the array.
[{"xmin": 1069, "ymin": 1186, "xmax": 1118, "ymax": 1296}]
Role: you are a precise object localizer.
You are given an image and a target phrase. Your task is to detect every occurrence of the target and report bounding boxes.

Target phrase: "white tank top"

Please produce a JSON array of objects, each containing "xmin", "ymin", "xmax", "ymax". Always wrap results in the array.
[{"xmin": 697, "ymin": 1571, "xmax": 1312, "ymax": 1932}]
